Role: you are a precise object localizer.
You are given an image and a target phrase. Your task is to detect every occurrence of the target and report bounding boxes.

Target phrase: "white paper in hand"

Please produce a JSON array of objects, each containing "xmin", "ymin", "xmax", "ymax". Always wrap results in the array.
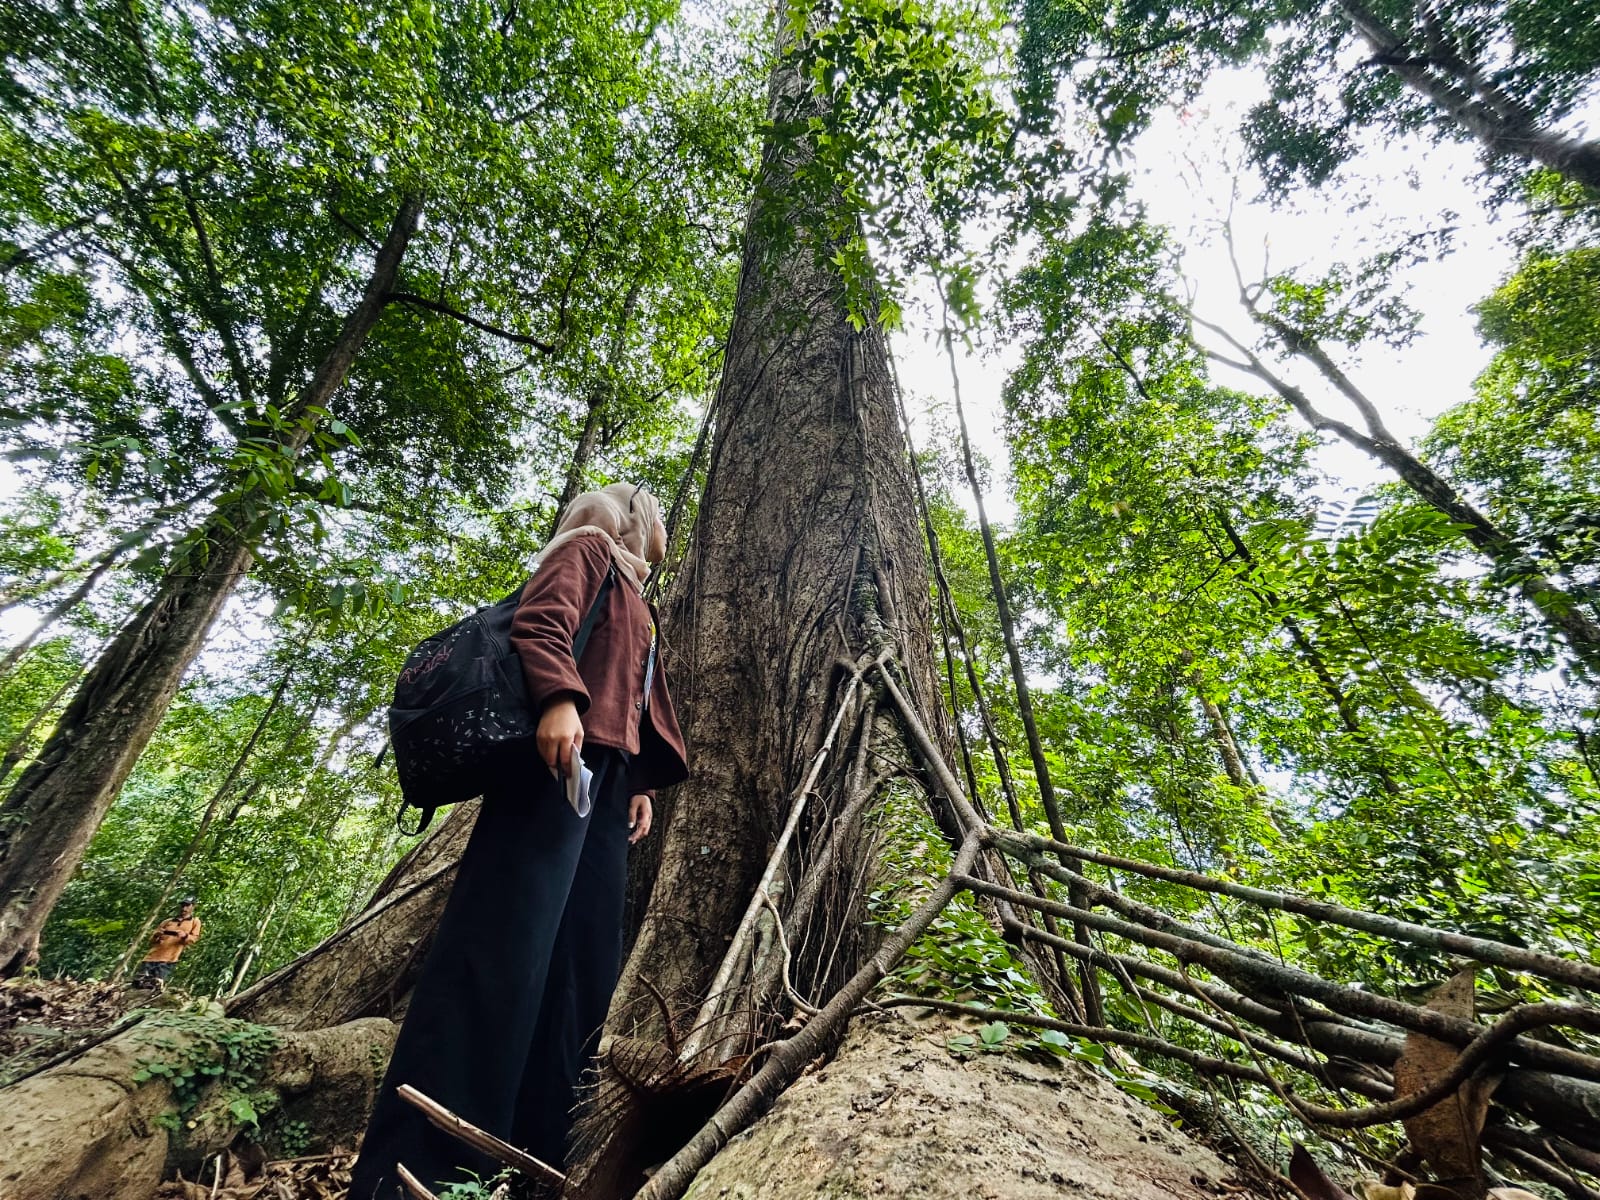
[{"xmin": 564, "ymin": 738, "xmax": 593, "ymax": 818}]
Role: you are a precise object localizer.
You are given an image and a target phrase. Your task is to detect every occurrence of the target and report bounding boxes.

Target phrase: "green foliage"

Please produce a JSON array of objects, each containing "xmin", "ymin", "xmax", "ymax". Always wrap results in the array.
[
  {"xmin": 763, "ymin": 0, "xmax": 1028, "ymax": 323},
  {"xmin": 1014, "ymin": 0, "xmax": 1600, "ymax": 197},
  {"xmin": 1427, "ymin": 247, "xmax": 1600, "ymax": 583},
  {"xmin": 3, "ymin": 0, "xmax": 1599, "ymax": 1178},
  {"xmin": 435, "ymin": 1170, "xmax": 515, "ymax": 1199},
  {"xmin": 869, "ymin": 782, "xmax": 1051, "ymax": 1014},
  {"xmin": 132, "ymin": 1006, "xmax": 280, "ymax": 1133},
  {"xmin": 0, "ymin": 0, "xmax": 755, "ymax": 610},
  {"xmin": 272, "ymin": 1116, "xmax": 311, "ymax": 1159},
  {"xmin": 3, "ymin": 0, "xmax": 760, "ymax": 985}
]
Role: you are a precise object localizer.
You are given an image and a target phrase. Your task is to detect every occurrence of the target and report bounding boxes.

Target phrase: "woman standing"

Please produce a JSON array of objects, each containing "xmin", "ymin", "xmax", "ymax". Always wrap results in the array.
[{"xmin": 351, "ymin": 483, "xmax": 688, "ymax": 1199}]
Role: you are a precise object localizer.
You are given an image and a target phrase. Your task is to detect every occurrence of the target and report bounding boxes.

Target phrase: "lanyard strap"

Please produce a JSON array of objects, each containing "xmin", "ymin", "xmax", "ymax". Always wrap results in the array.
[{"xmin": 642, "ymin": 622, "xmax": 658, "ymax": 712}]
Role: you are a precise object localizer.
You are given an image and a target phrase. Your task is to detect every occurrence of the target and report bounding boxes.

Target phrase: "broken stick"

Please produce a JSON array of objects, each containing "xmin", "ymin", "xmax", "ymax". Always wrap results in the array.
[
  {"xmin": 396, "ymin": 1163, "xmax": 438, "ymax": 1200},
  {"xmin": 396, "ymin": 1083, "xmax": 567, "ymax": 1187}
]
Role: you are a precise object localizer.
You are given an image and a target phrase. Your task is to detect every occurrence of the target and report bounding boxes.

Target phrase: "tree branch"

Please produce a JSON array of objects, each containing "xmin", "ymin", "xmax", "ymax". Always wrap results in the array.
[
  {"xmin": 116, "ymin": 0, "xmax": 257, "ymax": 408},
  {"xmin": 384, "ymin": 291, "xmax": 558, "ymax": 353},
  {"xmin": 1188, "ymin": 310, "xmax": 1381, "ymax": 452},
  {"xmin": 1253, "ymin": 313, "xmax": 1392, "ymax": 440},
  {"xmin": 986, "ymin": 827, "xmax": 1600, "ymax": 994}
]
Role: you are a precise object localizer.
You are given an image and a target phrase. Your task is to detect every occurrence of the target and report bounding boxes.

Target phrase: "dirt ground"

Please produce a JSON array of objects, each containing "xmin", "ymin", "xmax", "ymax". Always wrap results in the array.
[{"xmin": 0, "ymin": 975, "xmax": 144, "ymax": 1086}]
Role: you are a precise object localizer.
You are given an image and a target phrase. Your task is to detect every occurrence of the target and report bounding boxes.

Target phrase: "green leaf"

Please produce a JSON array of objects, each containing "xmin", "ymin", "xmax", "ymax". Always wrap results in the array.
[{"xmin": 978, "ymin": 1020, "xmax": 1009, "ymax": 1047}]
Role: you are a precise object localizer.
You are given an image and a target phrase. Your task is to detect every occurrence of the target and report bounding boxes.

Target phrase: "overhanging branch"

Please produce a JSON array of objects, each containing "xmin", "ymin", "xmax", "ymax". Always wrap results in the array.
[{"xmin": 385, "ymin": 291, "xmax": 559, "ymax": 353}]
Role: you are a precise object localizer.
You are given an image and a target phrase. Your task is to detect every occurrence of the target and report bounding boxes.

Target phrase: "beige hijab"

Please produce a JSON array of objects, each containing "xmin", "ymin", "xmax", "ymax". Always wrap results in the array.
[{"xmin": 540, "ymin": 483, "xmax": 662, "ymax": 593}]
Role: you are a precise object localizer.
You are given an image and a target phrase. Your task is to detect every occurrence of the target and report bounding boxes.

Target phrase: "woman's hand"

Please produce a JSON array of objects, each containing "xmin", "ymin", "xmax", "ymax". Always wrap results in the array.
[
  {"xmin": 537, "ymin": 698, "xmax": 583, "ymax": 777},
  {"xmin": 628, "ymin": 794, "xmax": 653, "ymax": 843}
]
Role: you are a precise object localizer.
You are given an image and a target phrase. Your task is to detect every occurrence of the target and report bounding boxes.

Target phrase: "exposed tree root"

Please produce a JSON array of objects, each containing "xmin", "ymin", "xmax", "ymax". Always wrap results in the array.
[{"xmin": 0, "ymin": 1015, "xmax": 394, "ymax": 1200}]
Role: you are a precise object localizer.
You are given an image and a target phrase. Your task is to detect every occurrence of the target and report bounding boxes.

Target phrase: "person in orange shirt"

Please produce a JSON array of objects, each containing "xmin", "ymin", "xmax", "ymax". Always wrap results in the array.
[{"xmin": 131, "ymin": 898, "xmax": 201, "ymax": 990}]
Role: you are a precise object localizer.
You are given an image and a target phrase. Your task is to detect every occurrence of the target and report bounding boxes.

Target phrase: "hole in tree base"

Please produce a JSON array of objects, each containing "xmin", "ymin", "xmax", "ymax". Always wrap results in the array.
[{"xmin": 564, "ymin": 1035, "xmax": 753, "ymax": 1200}]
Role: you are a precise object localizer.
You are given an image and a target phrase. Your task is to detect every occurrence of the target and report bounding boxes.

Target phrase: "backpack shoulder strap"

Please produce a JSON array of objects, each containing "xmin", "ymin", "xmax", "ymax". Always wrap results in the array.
[
  {"xmin": 571, "ymin": 564, "xmax": 616, "ymax": 663},
  {"xmin": 398, "ymin": 803, "xmax": 435, "ymax": 836}
]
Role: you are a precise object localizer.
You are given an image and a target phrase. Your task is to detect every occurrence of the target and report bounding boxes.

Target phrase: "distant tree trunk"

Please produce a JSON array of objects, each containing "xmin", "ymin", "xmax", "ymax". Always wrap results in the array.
[
  {"xmin": 552, "ymin": 280, "xmax": 642, "ymax": 525},
  {"xmin": 226, "ymin": 871, "xmax": 290, "ymax": 997},
  {"xmin": 0, "ymin": 666, "xmax": 82, "ymax": 786},
  {"xmin": 339, "ymin": 814, "xmax": 403, "ymax": 924},
  {"xmin": 1197, "ymin": 685, "xmax": 1251, "ymax": 793},
  {"xmin": 1335, "ymin": 0, "xmax": 1600, "ymax": 191},
  {"xmin": 554, "ymin": 396, "xmax": 608, "ymax": 527},
  {"xmin": 0, "ymin": 194, "xmax": 424, "ymax": 976},
  {"xmin": 228, "ymin": 755, "xmax": 367, "ymax": 995},
  {"xmin": 944, "ymin": 309, "xmax": 1104, "ymax": 1028},
  {"xmin": 1211, "ymin": 509, "xmax": 1404, "ymax": 796},
  {"xmin": 111, "ymin": 667, "xmax": 294, "ymax": 980},
  {"xmin": 227, "ymin": 800, "xmax": 479, "ymax": 1029},
  {"xmin": 0, "ymin": 554, "xmax": 116, "ymax": 682}
]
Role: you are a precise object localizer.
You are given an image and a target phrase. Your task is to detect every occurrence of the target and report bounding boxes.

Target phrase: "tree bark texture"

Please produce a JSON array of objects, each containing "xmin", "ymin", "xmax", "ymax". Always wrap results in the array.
[
  {"xmin": 0, "ymin": 194, "xmax": 423, "ymax": 976},
  {"xmin": 606, "ymin": 50, "xmax": 945, "ymax": 1035}
]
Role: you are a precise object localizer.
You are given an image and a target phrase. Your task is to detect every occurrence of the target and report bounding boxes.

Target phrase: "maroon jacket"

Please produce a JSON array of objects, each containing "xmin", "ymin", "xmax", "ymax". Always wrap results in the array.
[{"xmin": 510, "ymin": 533, "xmax": 688, "ymax": 798}]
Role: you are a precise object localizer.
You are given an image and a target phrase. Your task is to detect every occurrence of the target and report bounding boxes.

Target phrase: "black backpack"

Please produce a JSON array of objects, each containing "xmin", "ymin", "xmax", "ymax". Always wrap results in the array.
[{"xmin": 387, "ymin": 567, "xmax": 615, "ymax": 833}]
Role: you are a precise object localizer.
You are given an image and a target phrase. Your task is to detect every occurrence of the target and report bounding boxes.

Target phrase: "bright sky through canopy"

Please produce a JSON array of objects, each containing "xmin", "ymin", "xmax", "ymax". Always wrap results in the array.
[{"xmin": 894, "ymin": 61, "xmax": 1521, "ymax": 523}]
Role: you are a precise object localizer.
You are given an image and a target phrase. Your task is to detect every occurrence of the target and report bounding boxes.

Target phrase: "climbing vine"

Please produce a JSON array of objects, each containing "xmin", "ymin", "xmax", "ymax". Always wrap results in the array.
[{"xmin": 132, "ymin": 1006, "xmax": 281, "ymax": 1134}]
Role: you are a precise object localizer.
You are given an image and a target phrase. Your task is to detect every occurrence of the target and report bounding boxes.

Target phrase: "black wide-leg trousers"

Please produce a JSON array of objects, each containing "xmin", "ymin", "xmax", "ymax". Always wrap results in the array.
[{"xmin": 350, "ymin": 750, "xmax": 631, "ymax": 1199}]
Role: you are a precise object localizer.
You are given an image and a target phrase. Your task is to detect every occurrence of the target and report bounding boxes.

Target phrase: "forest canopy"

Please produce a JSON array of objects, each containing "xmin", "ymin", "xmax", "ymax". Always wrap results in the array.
[{"xmin": 1, "ymin": 0, "xmax": 1598, "ymax": 1197}]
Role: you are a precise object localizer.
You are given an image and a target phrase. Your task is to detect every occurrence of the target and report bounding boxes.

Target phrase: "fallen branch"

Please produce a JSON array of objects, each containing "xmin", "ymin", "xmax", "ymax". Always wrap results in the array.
[
  {"xmin": 961, "ymin": 873, "xmax": 1600, "ymax": 1085},
  {"xmin": 396, "ymin": 1084, "xmax": 565, "ymax": 1186},
  {"xmin": 397, "ymin": 1162, "xmax": 438, "ymax": 1200},
  {"xmin": 1485, "ymin": 1141, "xmax": 1600, "ymax": 1200},
  {"xmin": 1281, "ymin": 1002, "xmax": 1600, "ymax": 1130}
]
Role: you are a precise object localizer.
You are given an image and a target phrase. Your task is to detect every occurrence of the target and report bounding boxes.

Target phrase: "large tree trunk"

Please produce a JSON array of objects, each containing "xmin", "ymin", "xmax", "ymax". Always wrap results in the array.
[
  {"xmin": 558, "ymin": 13, "xmax": 1228, "ymax": 1196},
  {"xmin": 606, "ymin": 50, "xmax": 946, "ymax": 1034},
  {"xmin": 0, "ymin": 195, "xmax": 423, "ymax": 976},
  {"xmin": 0, "ymin": 535, "xmax": 255, "ymax": 977}
]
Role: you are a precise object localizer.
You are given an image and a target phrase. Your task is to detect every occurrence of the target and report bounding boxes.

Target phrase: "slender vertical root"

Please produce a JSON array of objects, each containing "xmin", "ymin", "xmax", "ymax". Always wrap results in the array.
[{"xmin": 635, "ymin": 835, "xmax": 983, "ymax": 1200}]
